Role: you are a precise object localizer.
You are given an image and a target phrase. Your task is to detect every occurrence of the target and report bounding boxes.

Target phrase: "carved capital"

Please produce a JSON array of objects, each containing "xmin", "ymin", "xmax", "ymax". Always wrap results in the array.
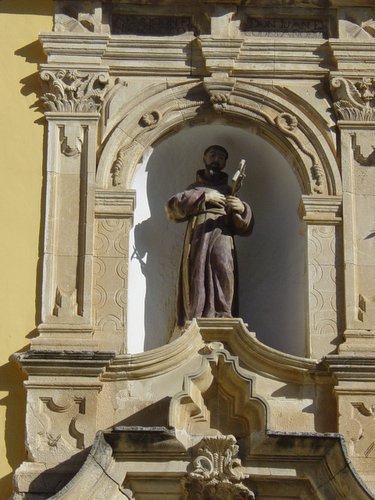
[
  {"xmin": 40, "ymin": 69, "xmax": 109, "ymax": 113},
  {"xmin": 330, "ymin": 77, "xmax": 375, "ymax": 121},
  {"xmin": 182, "ymin": 435, "xmax": 255, "ymax": 500}
]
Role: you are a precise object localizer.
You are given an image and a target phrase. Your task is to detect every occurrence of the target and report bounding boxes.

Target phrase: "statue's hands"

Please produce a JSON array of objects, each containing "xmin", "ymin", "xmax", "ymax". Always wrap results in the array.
[
  {"xmin": 226, "ymin": 196, "xmax": 245, "ymax": 214},
  {"xmin": 205, "ymin": 190, "xmax": 226, "ymax": 207}
]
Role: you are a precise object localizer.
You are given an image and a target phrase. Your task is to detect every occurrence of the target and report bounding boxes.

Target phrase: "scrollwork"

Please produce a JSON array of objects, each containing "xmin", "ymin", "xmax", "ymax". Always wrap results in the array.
[
  {"xmin": 274, "ymin": 112, "xmax": 324, "ymax": 193},
  {"xmin": 40, "ymin": 70, "xmax": 109, "ymax": 113}
]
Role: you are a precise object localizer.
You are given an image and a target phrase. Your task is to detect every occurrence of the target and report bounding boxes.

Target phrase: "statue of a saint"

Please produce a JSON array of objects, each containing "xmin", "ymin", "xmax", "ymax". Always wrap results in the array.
[{"xmin": 166, "ymin": 145, "xmax": 254, "ymax": 326}]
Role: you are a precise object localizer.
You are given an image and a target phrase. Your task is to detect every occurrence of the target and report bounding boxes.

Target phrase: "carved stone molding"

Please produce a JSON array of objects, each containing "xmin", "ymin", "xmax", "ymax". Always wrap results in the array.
[
  {"xmin": 330, "ymin": 77, "xmax": 375, "ymax": 121},
  {"xmin": 40, "ymin": 70, "xmax": 109, "ymax": 113},
  {"xmin": 299, "ymin": 195, "xmax": 342, "ymax": 224},
  {"xmin": 182, "ymin": 435, "xmax": 255, "ymax": 500}
]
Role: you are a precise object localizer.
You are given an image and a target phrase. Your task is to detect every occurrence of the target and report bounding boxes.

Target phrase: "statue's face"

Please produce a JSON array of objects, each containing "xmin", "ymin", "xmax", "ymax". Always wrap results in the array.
[{"xmin": 203, "ymin": 148, "xmax": 227, "ymax": 172}]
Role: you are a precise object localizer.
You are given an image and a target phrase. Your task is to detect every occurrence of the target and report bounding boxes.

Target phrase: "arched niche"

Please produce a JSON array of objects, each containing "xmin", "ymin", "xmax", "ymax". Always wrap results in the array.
[
  {"xmin": 127, "ymin": 123, "xmax": 305, "ymax": 355},
  {"xmin": 95, "ymin": 79, "xmax": 342, "ymax": 358}
]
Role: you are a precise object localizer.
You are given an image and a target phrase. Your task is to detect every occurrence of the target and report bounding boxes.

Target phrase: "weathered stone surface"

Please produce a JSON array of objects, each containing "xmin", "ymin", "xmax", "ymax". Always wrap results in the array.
[{"xmin": 11, "ymin": 1, "xmax": 375, "ymax": 498}]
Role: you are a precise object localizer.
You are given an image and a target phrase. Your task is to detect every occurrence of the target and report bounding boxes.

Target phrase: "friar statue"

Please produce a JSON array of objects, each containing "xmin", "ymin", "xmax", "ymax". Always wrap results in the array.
[{"xmin": 166, "ymin": 145, "xmax": 254, "ymax": 326}]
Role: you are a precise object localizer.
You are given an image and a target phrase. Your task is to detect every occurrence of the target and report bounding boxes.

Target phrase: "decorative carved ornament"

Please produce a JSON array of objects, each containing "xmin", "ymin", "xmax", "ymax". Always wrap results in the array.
[
  {"xmin": 203, "ymin": 77, "xmax": 235, "ymax": 114},
  {"xmin": 112, "ymin": 14, "xmax": 196, "ymax": 36},
  {"xmin": 243, "ymin": 17, "xmax": 328, "ymax": 38},
  {"xmin": 139, "ymin": 110, "xmax": 161, "ymax": 127},
  {"xmin": 351, "ymin": 134, "xmax": 375, "ymax": 167},
  {"xmin": 182, "ymin": 435, "xmax": 255, "ymax": 500},
  {"xmin": 40, "ymin": 70, "xmax": 109, "ymax": 113},
  {"xmin": 330, "ymin": 77, "xmax": 375, "ymax": 121},
  {"xmin": 275, "ymin": 112, "xmax": 324, "ymax": 193}
]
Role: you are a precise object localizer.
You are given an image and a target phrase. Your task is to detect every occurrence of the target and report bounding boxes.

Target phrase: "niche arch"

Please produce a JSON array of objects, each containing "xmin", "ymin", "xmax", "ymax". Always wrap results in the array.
[
  {"xmin": 95, "ymin": 81, "xmax": 342, "ymax": 357},
  {"xmin": 97, "ymin": 79, "xmax": 341, "ymax": 197}
]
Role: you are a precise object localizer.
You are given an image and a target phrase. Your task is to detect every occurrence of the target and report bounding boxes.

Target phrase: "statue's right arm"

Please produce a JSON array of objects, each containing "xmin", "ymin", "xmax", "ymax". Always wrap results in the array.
[{"xmin": 166, "ymin": 189, "xmax": 206, "ymax": 222}]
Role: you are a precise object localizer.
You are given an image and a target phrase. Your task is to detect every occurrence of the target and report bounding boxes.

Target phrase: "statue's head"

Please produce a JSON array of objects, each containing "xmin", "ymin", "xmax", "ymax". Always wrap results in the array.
[{"xmin": 203, "ymin": 145, "xmax": 228, "ymax": 174}]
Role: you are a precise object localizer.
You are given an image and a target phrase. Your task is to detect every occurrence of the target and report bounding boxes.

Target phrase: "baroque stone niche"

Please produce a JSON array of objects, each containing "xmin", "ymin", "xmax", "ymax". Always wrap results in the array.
[{"xmin": 12, "ymin": 0, "xmax": 375, "ymax": 498}]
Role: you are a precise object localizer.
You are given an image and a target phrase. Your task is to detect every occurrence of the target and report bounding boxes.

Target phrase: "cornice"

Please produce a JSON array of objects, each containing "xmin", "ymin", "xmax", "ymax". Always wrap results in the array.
[
  {"xmin": 15, "ymin": 322, "xmax": 375, "ymax": 387},
  {"xmin": 14, "ymin": 350, "xmax": 115, "ymax": 378}
]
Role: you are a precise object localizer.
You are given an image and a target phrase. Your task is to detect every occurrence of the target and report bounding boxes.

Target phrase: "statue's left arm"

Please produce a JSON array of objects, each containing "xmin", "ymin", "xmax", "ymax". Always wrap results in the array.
[{"xmin": 229, "ymin": 200, "xmax": 254, "ymax": 236}]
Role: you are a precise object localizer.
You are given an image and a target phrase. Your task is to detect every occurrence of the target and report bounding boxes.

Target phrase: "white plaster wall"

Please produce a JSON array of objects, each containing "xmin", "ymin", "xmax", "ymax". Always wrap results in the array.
[{"xmin": 127, "ymin": 124, "xmax": 305, "ymax": 356}]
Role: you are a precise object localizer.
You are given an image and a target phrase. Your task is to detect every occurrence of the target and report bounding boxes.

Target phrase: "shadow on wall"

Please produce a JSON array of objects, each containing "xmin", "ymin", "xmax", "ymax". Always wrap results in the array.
[
  {"xmin": 0, "ymin": 357, "xmax": 27, "ymax": 498},
  {"xmin": 128, "ymin": 123, "xmax": 305, "ymax": 356}
]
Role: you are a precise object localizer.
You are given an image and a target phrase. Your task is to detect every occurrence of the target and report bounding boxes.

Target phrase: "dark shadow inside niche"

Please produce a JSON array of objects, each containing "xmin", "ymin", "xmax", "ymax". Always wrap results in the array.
[{"xmin": 128, "ymin": 123, "xmax": 305, "ymax": 356}]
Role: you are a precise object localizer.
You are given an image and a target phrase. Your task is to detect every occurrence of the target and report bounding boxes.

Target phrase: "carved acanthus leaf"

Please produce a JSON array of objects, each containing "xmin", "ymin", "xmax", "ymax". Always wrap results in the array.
[
  {"xmin": 182, "ymin": 435, "xmax": 255, "ymax": 500},
  {"xmin": 40, "ymin": 70, "xmax": 109, "ymax": 113},
  {"xmin": 330, "ymin": 77, "xmax": 375, "ymax": 121}
]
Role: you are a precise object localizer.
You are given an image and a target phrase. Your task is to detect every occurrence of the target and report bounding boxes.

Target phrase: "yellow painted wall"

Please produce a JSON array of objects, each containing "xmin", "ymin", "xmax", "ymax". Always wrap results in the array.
[{"xmin": 0, "ymin": 1, "xmax": 53, "ymax": 497}]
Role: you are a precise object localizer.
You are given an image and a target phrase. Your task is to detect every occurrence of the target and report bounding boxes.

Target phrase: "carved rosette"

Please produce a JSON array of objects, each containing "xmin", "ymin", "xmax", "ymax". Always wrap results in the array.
[
  {"xmin": 182, "ymin": 435, "xmax": 255, "ymax": 500},
  {"xmin": 40, "ymin": 69, "xmax": 109, "ymax": 113},
  {"xmin": 330, "ymin": 77, "xmax": 375, "ymax": 121}
]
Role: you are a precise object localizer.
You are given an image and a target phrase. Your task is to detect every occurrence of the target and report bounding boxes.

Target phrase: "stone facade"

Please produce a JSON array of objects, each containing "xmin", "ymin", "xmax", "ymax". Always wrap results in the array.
[{"xmin": 10, "ymin": 1, "xmax": 375, "ymax": 498}]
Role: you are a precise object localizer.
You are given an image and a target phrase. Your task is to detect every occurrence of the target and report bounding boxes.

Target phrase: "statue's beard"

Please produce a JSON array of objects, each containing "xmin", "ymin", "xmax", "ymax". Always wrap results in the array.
[{"xmin": 206, "ymin": 162, "xmax": 221, "ymax": 176}]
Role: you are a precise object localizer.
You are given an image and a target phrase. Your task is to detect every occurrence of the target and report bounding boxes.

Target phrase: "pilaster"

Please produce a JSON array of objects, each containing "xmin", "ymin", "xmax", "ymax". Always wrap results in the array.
[
  {"xmin": 299, "ymin": 195, "xmax": 343, "ymax": 358},
  {"xmin": 330, "ymin": 75, "xmax": 375, "ymax": 354},
  {"xmin": 34, "ymin": 68, "xmax": 109, "ymax": 350}
]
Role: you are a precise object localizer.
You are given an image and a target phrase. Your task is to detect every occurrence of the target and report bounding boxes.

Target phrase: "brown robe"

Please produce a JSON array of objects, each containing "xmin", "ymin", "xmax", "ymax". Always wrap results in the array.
[{"xmin": 167, "ymin": 169, "xmax": 253, "ymax": 326}]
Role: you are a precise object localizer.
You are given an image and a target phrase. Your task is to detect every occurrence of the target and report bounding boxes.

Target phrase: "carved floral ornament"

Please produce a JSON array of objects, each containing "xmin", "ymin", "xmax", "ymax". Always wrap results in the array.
[
  {"xmin": 40, "ymin": 69, "xmax": 109, "ymax": 113},
  {"xmin": 330, "ymin": 77, "xmax": 375, "ymax": 121},
  {"xmin": 182, "ymin": 435, "xmax": 255, "ymax": 500}
]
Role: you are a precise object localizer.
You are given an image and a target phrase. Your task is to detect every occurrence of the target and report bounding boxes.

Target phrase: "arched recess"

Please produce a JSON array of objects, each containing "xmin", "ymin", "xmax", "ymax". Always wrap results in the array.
[
  {"xmin": 94, "ymin": 80, "xmax": 342, "ymax": 357},
  {"xmin": 96, "ymin": 79, "xmax": 341, "ymax": 196}
]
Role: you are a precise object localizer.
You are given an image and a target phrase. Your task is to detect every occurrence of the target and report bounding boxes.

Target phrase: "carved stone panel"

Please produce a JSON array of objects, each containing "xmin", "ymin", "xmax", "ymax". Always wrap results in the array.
[
  {"xmin": 307, "ymin": 224, "xmax": 343, "ymax": 358},
  {"xmin": 93, "ymin": 218, "xmax": 129, "ymax": 349},
  {"xmin": 242, "ymin": 17, "xmax": 328, "ymax": 38},
  {"xmin": 112, "ymin": 14, "xmax": 196, "ymax": 36},
  {"xmin": 337, "ymin": 394, "xmax": 375, "ymax": 489},
  {"xmin": 25, "ymin": 388, "xmax": 99, "ymax": 465}
]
